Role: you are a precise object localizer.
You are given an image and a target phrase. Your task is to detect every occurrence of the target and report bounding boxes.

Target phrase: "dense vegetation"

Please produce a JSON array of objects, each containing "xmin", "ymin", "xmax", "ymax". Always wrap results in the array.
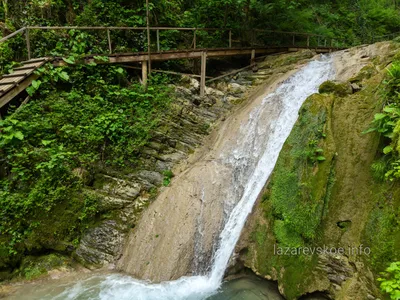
[
  {"xmin": 1, "ymin": 0, "xmax": 400, "ymax": 65},
  {"xmin": 1, "ymin": 0, "xmax": 399, "ymax": 41},
  {"xmin": 1, "ymin": 0, "xmax": 400, "ymax": 296},
  {"xmin": 0, "ymin": 31, "xmax": 172, "ymax": 272},
  {"xmin": 367, "ymin": 61, "xmax": 400, "ymax": 181}
]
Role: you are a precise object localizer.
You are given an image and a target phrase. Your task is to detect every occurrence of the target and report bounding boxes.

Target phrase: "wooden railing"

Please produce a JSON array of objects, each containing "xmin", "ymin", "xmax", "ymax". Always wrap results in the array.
[
  {"xmin": 0, "ymin": 26, "xmax": 342, "ymax": 62},
  {"xmin": 373, "ymin": 31, "xmax": 400, "ymax": 43}
]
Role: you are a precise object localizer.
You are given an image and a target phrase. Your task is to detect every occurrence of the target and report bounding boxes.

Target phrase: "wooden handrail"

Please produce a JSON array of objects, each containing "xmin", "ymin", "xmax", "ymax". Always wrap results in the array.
[
  {"xmin": 0, "ymin": 25, "xmax": 342, "ymax": 64},
  {"xmin": 24, "ymin": 26, "xmax": 330, "ymax": 38},
  {"xmin": 0, "ymin": 27, "xmax": 26, "ymax": 43}
]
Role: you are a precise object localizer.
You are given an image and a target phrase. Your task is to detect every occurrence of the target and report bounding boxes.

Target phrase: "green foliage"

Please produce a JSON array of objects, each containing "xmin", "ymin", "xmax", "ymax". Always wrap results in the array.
[
  {"xmin": 366, "ymin": 63, "xmax": 400, "ymax": 181},
  {"xmin": 306, "ymin": 139, "xmax": 326, "ymax": 163},
  {"xmin": 162, "ymin": 170, "xmax": 174, "ymax": 186},
  {"xmin": 2, "ymin": 0, "xmax": 400, "ymax": 64},
  {"xmin": 378, "ymin": 262, "xmax": 400, "ymax": 300},
  {"xmin": 0, "ymin": 56, "xmax": 173, "ymax": 266}
]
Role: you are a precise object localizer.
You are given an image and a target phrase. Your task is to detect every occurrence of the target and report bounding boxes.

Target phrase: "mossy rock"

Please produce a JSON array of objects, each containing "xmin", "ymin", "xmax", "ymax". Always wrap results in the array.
[
  {"xmin": 19, "ymin": 253, "xmax": 71, "ymax": 280},
  {"xmin": 318, "ymin": 80, "xmax": 352, "ymax": 97},
  {"xmin": 349, "ymin": 65, "xmax": 377, "ymax": 83}
]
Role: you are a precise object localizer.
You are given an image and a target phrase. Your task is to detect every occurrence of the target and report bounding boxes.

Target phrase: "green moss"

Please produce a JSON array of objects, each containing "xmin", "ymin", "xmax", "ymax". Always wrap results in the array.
[
  {"xmin": 319, "ymin": 80, "xmax": 352, "ymax": 97},
  {"xmin": 260, "ymin": 50, "xmax": 315, "ymax": 69},
  {"xmin": 363, "ymin": 185, "xmax": 400, "ymax": 272},
  {"xmin": 267, "ymin": 93, "xmax": 336, "ymax": 247},
  {"xmin": 349, "ymin": 65, "xmax": 377, "ymax": 83},
  {"xmin": 19, "ymin": 253, "xmax": 71, "ymax": 280},
  {"xmin": 244, "ymin": 59, "xmax": 400, "ymax": 299}
]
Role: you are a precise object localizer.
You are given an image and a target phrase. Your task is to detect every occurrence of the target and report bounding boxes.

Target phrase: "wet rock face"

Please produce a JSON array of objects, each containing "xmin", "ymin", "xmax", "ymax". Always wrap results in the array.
[
  {"xmin": 73, "ymin": 77, "xmax": 249, "ymax": 268},
  {"xmin": 71, "ymin": 51, "xmax": 311, "ymax": 271},
  {"xmin": 75, "ymin": 220, "xmax": 124, "ymax": 267}
]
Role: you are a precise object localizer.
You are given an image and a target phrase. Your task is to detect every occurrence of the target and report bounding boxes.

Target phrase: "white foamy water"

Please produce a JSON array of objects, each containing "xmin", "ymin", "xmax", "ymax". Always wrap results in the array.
[{"xmin": 7, "ymin": 55, "xmax": 334, "ymax": 300}]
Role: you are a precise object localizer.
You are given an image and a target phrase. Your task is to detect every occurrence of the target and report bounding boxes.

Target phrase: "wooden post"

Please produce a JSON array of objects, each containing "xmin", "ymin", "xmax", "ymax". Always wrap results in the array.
[
  {"xmin": 200, "ymin": 51, "xmax": 206, "ymax": 97},
  {"xmin": 251, "ymin": 49, "xmax": 255, "ymax": 66},
  {"xmin": 193, "ymin": 30, "xmax": 197, "ymax": 49},
  {"xmin": 307, "ymin": 35, "xmax": 310, "ymax": 47},
  {"xmin": 107, "ymin": 29, "xmax": 112, "ymax": 54},
  {"xmin": 146, "ymin": 0, "xmax": 151, "ymax": 74},
  {"xmin": 156, "ymin": 29, "xmax": 160, "ymax": 52},
  {"xmin": 317, "ymin": 36, "xmax": 320, "ymax": 46},
  {"xmin": 229, "ymin": 30, "xmax": 232, "ymax": 48},
  {"xmin": 142, "ymin": 61, "xmax": 148, "ymax": 87},
  {"xmin": 324, "ymin": 39, "xmax": 327, "ymax": 47},
  {"xmin": 331, "ymin": 38, "xmax": 334, "ymax": 48},
  {"xmin": 292, "ymin": 35, "xmax": 295, "ymax": 46},
  {"xmin": 26, "ymin": 28, "xmax": 31, "ymax": 60}
]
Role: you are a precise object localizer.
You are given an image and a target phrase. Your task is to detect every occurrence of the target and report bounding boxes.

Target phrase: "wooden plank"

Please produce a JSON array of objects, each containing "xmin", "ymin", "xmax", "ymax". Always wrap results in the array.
[
  {"xmin": 18, "ymin": 61, "xmax": 45, "ymax": 68},
  {"xmin": 8, "ymin": 69, "xmax": 33, "ymax": 76},
  {"xmin": 0, "ymin": 27, "xmax": 26, "ymax": 43},
  {"xmin": 26, "ymin": 28, "xmax": 31, "ymax": 60},
  {"xmin": 121, "ymin": 65, "xmax": 211, "ymax": 78},
  {"xmin": 21, "ymin": 57, "xmax": 48, "ymax": 64},
  {"xmin": 207, "ymin": 64, "xmax": 253, "ymax": 83},
  {"xmin": 200, "ymin": 51, "xmax": 206, "ymax": 97},
  {"xmin": 0, "ymin": 74, "xmax": 38, "ymax": 108},
  {"xmin": 0, "ymin": 77, "xmax": 22, "ymax": 84},
  {"xmin": 251, "ymin": 49, "xmax": 256, "ymax": 66},
  {"xmin": 0, "ymin": 84, "xmax": 15, "ymax": 93},
  {"xmin": 3, "ymin": 73, "xmax": 28, "ymax": 78},
  {"xmin": 13, "ymin": 65, "xmax": 37, "ymax": 71},
  {"xmin": 107, "ymin": 29, "xmax": 112, "ymax": 54},
  {"xmin": 142, "ymin": 61, "xmax": 148, "ymax": 87},
  {"xmin": 52, "ymin": 47, "xmax": 290, "ymax": 66},
  {"xmin": 157, "ymin": 29, "xmax": 160, "ymax": 52}
]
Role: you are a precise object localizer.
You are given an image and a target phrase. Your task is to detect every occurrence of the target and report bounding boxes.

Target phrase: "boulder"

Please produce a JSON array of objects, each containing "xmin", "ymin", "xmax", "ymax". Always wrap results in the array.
[
  {"xmin": 74, "ymin": 220, "xmax": 124, "ymax": 267},
  {"xmin": 319, "ymin": 80, "xmax": 353, "ymax": 97}
]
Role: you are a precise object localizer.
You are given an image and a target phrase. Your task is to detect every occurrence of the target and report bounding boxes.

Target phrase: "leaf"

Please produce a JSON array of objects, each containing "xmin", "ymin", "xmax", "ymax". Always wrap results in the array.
[
  {"xmin": 383, "ymin": 145, "xmax": 394, "ymax": 154},
  {"xmin": 317, "ymin": 156, "xmax": 326, "ymax": 161},
  {"xmin": 58, "ymin": 71, "xmax": 69, "ymax": 81},
  {"xmin": 316, "ymin": 148, "xmax": 324, "ymax": 153},
  {"xmin": 62, "ymin": 56, "xmax": 75, "ymax": 64},
  {"xmin": 115, "ymin": 67, "xmax": 124, "ymax": 74},
  {"xmin": 41, "ymin": 140, "xmax": 53, "ymax": 146},
  {"xmin": 26, "ymin": 86, "xmax": 35, "ymax": 96},
  {"xmin": 32, "ymin": 80, "xmax": 41, "ymax": 90},
  {"xmin": 374, "ymin": 113, "xmax": 387, "ymax": 121},
  {"xmin": 93, "ymin": 56, "xmax": 109, "ymax": 62},
  {"xmin": 362, "ymin": 127, "xmax": 377, "ymax": 134},
  {"xmin": 13, "ymin": 131, "xmax": 24, "ymax": 140}
]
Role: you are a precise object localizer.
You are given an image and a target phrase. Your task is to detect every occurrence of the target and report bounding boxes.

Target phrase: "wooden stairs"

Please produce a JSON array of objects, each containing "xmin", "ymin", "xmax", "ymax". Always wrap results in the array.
[{"xmin": 0, "ymin": 58, "xmax": 50, "ymax": 108}]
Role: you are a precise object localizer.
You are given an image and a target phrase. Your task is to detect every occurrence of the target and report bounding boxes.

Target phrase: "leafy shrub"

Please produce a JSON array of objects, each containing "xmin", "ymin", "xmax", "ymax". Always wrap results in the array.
[
  {"xmin": 0, "ymin": 58, "xmax": 173, "ymax": 264},
  {"xmin": 378, "ymin": 262, "xmax": 400, "ymax": 300},
  {"xmin": 366, "ymin": 63, "xmax": 400, "ymax": 181}
]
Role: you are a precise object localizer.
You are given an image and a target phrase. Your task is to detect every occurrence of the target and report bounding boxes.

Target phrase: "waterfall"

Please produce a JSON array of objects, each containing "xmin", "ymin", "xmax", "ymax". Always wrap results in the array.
[{"xmin": 17, "ymin": 55, "xmax": 335, "ymax": 300}]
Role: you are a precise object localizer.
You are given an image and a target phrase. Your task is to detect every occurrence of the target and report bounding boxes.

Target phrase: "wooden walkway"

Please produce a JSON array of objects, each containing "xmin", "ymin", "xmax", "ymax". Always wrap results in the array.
[{"xmin": 0, "ymin": 26, "xmax": 343, "ymax": 109}]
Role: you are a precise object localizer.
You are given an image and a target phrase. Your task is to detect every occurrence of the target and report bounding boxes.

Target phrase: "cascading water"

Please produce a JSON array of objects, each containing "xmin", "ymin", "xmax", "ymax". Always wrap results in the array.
[{"xmin": 7, "ymin": 55, "xmax": 335, "ymax": 300}]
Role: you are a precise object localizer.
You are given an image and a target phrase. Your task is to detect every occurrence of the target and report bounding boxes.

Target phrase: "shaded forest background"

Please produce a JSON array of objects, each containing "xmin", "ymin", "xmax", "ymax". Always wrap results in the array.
[{"xmin": 1, "ymin": 0, "xmax": 400, "ymax": 45}]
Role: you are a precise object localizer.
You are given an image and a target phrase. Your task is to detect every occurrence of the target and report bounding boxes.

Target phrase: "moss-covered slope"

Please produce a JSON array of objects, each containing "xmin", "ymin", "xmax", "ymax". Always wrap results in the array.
[{"xmin": 240, "ymin": 52, "xmax": 400, "ymax": 300}]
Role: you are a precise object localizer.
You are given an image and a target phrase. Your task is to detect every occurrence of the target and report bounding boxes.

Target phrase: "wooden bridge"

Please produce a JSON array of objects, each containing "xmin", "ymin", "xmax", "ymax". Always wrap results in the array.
[{"xmin": 0, "ymin": 26, "xmax": 343, "ymax": 110}]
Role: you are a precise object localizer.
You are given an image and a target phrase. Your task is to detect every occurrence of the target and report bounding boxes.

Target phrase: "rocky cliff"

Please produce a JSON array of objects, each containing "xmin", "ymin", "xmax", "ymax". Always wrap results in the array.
[{"xmin": 237, "ymin": 42, "xmax": 400, "ymax": 300}]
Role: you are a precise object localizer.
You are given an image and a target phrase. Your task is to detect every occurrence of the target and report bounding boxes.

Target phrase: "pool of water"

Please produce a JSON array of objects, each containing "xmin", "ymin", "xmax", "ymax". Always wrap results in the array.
[{"xmin": 4, "ymin": 272, "xmax": 284, "ymax": 300}]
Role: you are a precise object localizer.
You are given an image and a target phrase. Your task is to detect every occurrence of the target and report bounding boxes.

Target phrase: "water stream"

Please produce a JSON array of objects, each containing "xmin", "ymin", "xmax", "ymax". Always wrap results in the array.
[{"xmin": 6, "ymin": 55, "xmax": 335, "ymax": 300}]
